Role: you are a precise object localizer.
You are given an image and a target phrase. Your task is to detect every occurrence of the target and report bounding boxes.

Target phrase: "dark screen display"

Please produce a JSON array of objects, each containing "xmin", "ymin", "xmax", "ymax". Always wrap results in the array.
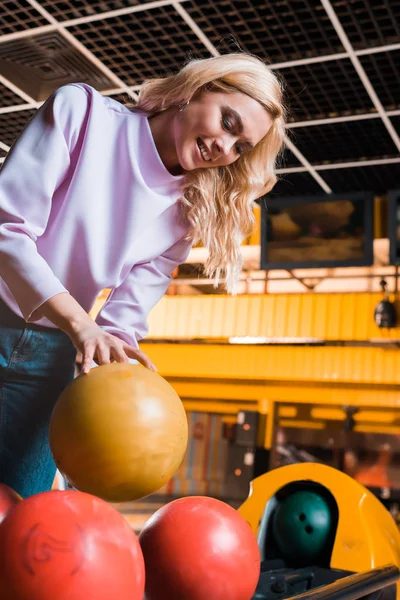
[
  {"xmin": 388, "ymin": 189, "xmax": 400, "ymax": 265},
  {"xmin": 260, "ymin": 192, "xmax": 374, "ymax": 270}
]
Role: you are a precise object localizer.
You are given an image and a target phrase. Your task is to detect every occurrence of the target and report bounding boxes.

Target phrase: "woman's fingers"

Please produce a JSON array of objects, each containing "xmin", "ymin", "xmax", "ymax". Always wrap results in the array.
[
  {"xmin": 95, "ymin": 342, "xmax": 111, "ymax": 366},
  {"xmin": 78, "ymin": 333, "xmax": 155, "ymax": 374},
  {"xmin": 110, "ymin": 345, "xmax": 129, "ymax": 364},
  {"xmin": 82, "ymin": 342, "xmax": 112, "ymax": 373},
  {"xmin": 81, "ymin": 342, "xmax": 96, "ymax": 374},
  {"xmin": 124, "ymin": 345, "xmax": 157, "ymax": 371}
]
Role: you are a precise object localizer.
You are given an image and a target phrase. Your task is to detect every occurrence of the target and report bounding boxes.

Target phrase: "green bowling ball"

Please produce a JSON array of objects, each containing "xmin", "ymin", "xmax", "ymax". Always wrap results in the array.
[{"xmin": 272, "ymin": 490, "xmax": 332, "ymax": 563}]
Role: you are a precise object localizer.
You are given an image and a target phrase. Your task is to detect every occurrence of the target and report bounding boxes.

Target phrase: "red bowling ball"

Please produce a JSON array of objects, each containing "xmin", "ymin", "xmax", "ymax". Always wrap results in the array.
[
  {"xmin": 139, "ymin": 496, "xmax": 260, "ymax": 600},
  {"xmin": 0, "ymin": 489, "xmax": 145, "ymax": 600}
]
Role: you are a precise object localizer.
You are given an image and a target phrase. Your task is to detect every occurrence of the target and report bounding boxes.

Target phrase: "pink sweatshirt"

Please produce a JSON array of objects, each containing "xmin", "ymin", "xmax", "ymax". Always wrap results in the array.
[{"xmin": 0, "ymin": 83, "xmax": 191, "ymax": 347}]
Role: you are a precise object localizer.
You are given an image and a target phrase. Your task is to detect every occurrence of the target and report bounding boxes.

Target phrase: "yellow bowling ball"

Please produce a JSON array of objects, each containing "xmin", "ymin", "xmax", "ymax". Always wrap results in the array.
[{"xmin": 49, "ymin": 363, "xmax": 188, "ymax": 502}]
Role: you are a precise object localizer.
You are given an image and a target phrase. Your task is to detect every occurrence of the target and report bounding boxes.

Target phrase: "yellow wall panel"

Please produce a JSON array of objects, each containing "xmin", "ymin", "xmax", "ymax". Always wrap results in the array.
[
  {"xmin": 147, "ymin": 293, "xmax": 400, "ymax": 341},
  {"xmin": 246, "ymin": 204, "xmax": 262, "ymax": 246},
  {"xmin": 182, "ymin": 400, "xmax": 259, "ymax": 414},
  {"xmin": 143, "ymin": 343, "xmax": 400, "ymax": 386},
  {"xmin": 246, "ymin": 296, "xmax": 263, "ymax": 336},
  {"xmin": 167, "ymin": 377, "xmax": 400, "ymax": 440},
  {"xmin": 174, "ymin": 381, "xmax": 400, "ymax": 411}
]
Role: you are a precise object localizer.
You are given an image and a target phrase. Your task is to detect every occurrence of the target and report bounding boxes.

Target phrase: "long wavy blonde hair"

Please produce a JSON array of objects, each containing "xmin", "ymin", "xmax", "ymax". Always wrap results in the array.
[{"xmin": 135, "ymin": 53, "xmax": 286, "ymax": 293}]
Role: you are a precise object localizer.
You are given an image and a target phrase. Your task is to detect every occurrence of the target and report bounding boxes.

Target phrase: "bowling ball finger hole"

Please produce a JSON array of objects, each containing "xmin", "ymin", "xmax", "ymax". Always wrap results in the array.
[
  {"xmin": 298, "ymin": 513, "xmax": 306, "ymax": 521},
  {"xmin": 305, "ymin": 525, "xmax": 313, "ymax": 534}
]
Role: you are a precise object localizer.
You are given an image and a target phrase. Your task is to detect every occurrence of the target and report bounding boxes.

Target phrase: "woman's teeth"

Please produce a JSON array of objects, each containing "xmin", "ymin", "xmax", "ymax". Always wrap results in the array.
[{"xmin": 197, "ymin": 138, "xmax": 211, "ymax": 162}]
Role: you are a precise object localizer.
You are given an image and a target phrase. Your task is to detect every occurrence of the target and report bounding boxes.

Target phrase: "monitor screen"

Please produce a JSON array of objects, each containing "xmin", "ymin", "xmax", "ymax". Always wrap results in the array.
[
  {"xmin": 260, "ymin": 191, "xmax": 374, "ymax": 270},
  {"xmin": 388, "ymin": 188, "xmax": 400, "ymax": 266}
]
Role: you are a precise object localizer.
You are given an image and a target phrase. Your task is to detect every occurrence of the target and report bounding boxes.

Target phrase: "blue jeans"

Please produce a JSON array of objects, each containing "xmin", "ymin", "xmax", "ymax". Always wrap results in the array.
[{"xmin": 0, "ymin": 299, "xmax": 76, "ymax": 498}]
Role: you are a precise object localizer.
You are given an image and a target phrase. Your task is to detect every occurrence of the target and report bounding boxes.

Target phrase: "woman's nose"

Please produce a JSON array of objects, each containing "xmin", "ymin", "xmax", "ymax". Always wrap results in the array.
[{"xmin": 214, "ymin": 136, "xmax": 234, "ymax": 157}]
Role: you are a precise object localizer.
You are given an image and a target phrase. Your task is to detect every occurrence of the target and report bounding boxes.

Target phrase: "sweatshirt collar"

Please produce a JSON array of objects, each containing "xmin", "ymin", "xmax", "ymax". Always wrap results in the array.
[{"xmin": 141, "ymin": 112, "xmax": 185, "ymax": 189}]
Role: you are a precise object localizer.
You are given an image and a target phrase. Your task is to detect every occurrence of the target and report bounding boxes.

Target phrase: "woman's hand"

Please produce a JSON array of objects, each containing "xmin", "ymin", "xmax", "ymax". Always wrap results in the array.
[
  {"xmin": 36, "ymin": 292, "xmax": 157, "ymax": 374},
  {"xmin": 70, "ymin": 324, "xmax": 157, "ymax": 374}
]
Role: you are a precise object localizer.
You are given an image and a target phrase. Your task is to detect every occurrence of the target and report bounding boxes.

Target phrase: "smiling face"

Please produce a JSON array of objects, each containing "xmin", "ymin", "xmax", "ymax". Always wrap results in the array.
[{"xmin": 173, "ymin": 89, "xmax": 273, "ymax": 171}]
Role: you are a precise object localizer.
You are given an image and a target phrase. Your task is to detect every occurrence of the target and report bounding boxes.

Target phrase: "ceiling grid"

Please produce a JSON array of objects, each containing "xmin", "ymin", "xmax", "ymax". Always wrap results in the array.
[{"xmin": 0, "ymin": 0, "xmax": 398, "ymax": 195}]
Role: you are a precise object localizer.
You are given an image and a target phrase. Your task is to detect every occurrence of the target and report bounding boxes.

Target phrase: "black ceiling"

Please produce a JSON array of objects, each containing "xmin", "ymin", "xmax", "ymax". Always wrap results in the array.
[{"xmin": 0, "ymin": 0, "xmax": 399, "ymax": 196}]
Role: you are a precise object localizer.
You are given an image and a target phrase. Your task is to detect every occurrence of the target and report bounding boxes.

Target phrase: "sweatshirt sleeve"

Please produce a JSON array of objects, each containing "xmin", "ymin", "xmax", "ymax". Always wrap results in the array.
[
  {"xmin": 0, "ymin": 83, "xmax": 90, "ymax": 321},
  {"xmin": 95, "ymin": 235, "xmax": 192, "ymax": 347}
]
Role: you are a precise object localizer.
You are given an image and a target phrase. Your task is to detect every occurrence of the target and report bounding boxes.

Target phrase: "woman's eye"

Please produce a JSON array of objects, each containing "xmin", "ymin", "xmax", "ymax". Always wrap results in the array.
[
  {"xmin": 235, "ymin": 145, "xmax": 244, "ymax": 155},
  {"xmin": 222, "ymin": 115, "xmax": 233, "ymax": 130}
]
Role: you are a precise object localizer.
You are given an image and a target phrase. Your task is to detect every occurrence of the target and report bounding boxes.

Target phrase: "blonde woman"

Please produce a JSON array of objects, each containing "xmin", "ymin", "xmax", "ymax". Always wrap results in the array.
[{"xmin": 0, "ymin": 53, "xmax": 286, "ymax": 497}]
